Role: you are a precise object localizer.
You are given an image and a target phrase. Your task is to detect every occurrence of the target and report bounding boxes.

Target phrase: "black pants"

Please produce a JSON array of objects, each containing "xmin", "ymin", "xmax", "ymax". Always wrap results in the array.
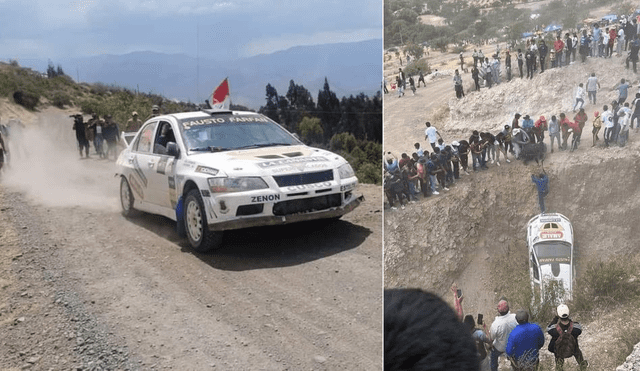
[
  {"xmin": 518, "ymin": 62, "xmax": 523, "ymax": 78},
  {"xmin": 452, "ymin": 161, "xmax": 460, "ymax": 179},
  {"xmin": 540, "ymin": 56, "xmax": 546, "ymax": 72},
  {"xmin": 459, "ymin": 154, "xmax": 469, "ymax": 172},
  {"xmin": 526, "ymin": 62, "xmax": 534, "ymax": 79}
]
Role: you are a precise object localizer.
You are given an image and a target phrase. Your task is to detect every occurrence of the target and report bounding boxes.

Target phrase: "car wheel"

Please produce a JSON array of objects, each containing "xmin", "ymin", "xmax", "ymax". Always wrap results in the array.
[
  {"xmin": 184, "ymin": 189, "xmax": 223, "ymax": 253},
  {"xmin": 120, "ymin": 177, "xmax": 138, "ymax": 217}
]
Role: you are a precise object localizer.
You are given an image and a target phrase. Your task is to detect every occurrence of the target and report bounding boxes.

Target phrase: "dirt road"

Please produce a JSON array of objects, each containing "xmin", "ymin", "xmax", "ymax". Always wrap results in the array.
[{"xmin": 0, "ymin": 108, "xmax": 382, "ymax": 370}]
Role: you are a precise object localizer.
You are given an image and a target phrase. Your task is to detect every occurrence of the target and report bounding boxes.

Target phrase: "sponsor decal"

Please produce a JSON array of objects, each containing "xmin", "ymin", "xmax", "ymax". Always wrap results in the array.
[
  {"xmin": 132, "ymin": 156, "xmax": 147, "ymax": 187},
  {"xmin": 201, "ymin": 189, "xmax": 211, "ymax": 197},
  {"xmin": 539, "ymin": 257, "xmax": 571, "ymax": 264},
  {"xmin": 540, "ymin": 218, "xmax": 561, "ymax": 223},
  {"xmin": 251, "ymin": 194, "xmax": 281, "ymax": 203},
  {"xmin": 157, "ymin": 156, "xmax": 168, "ymax": 175},
  {"xmin": 166, "ymin": 158, "xmax": 175, "ymax": 174},
  {"xmin": 129, "ymin": 174, "xmax": 144, "ymax": 199},
  {"xmin": 286, "ymin": 182, "xmax": 332, "ymax": 192},
  {"xmin": 540, "ymin": 231, "xmax": 563, "ymax": 239},
  {"xmin": 181, "ymin": 116, "xmax": 269, "ymax": 130},
  {"xmin": 168, "ymin": 176, "xmax": 177, "ymax": 207},
  {"xmin": 257, "ymin": 156, "xmax": 328, "ymax": 169},
  {"xmin": 168, "ymin": 176, "xmax": 176, "ymax": 190}
]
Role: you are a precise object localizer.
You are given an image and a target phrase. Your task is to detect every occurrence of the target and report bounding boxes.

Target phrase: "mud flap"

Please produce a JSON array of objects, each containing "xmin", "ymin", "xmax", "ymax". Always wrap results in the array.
[{"xmin": 175, "ymin": 196, "xmax": 186, "ymax": 237}]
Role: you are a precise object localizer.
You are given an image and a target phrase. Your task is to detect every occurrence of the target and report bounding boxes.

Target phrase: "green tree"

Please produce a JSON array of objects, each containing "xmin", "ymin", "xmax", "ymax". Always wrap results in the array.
[
  {"xmin": 404, "ymin": 42, "xmax": 424, "ymax": 60},
  {"xmin": 298, "ymin": 116, "xmax": 324, "ymax": 144},
  {"xmin": 316, "ymin": 78, "xmax": 341, "ymax": 141}
]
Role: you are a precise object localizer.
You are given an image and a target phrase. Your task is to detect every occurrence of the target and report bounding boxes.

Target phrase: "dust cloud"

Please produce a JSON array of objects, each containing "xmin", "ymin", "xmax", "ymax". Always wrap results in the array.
[{"xmin": 2, "ymin": 109, "xmax": 120, "ymax": 212}]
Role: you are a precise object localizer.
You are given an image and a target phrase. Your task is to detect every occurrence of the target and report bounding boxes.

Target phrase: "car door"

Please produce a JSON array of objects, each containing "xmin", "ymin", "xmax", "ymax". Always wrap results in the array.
[
  {"xmin": 126, "ymin": 122, "xmax": 158, "ymax": 204},
  {"xmin": 142, "ymin": 120, "xmax": 178, "ymax": 209}
]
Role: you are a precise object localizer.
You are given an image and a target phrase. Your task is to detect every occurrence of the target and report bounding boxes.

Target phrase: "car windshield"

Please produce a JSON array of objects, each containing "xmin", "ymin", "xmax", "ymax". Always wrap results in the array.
[
  {"xmin": 534, "ymin": 241, "xmax": 571, "ymax": 264},
  {"xmin": 179, "ymin": 113, "xmax": 301, "ymax": 152}
]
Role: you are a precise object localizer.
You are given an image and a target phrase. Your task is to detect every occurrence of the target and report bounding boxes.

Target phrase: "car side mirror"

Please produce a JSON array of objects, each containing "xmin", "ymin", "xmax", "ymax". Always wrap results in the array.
[{"xmin": 167, "ymin": 142, "xmax": 180, "ymax": 158}]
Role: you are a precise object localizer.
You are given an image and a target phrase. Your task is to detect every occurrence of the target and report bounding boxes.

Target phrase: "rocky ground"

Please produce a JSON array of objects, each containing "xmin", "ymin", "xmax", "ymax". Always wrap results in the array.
[
  {"xmin": 383, "ymin": 39, "xmax": 640, "ymax": 370},
  {"xmin": 0, "ymin": 107, "xmax": 383, "ymax": 370}
]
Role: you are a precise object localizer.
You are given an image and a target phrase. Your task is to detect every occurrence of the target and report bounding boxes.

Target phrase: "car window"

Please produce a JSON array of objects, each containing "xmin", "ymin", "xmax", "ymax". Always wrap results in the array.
[
  {"xmin": 154, "ymin": 121, "xmax": 176, "ymax": 155},
  {"xmin": 531, "ymin": 253, "xmax": 540, "ymax": 281},
  {"xmin": 135, "ymin": 122, "xmax": 157, "ymax": 153}
]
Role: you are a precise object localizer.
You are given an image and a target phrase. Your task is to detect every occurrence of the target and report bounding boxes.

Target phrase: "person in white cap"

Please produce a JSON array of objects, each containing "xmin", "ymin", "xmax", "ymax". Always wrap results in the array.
[{"xmin": 546, "ymin": 304, "xmax": 588, "ymax": 370}]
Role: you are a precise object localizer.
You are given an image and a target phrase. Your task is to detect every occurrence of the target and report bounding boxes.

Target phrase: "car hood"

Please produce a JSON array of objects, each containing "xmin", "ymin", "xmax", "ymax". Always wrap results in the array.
[{"xmin": 186, "ymin": 145, "xmax": 346, "ymax": 177}]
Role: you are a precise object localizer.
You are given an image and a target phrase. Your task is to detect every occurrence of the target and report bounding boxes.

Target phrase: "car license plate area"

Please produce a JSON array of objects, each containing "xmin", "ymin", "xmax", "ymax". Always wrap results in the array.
[{"xmin": 273, "ymin": 194, "xmax": 341, "ymax": 216}]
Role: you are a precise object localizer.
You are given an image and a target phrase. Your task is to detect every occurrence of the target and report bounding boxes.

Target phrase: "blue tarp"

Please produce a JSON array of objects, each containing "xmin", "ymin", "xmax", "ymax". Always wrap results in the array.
[
  {"xmin": 601, "ymin": 14, "xmax": 618, "ymax": 22},
  {"xmin": 522, "ymin": 32, "xmax": 534, "ymax": 38},
  {"xmin": 544, "ymin": 24, "xmax": 562, "ymax": 32}
]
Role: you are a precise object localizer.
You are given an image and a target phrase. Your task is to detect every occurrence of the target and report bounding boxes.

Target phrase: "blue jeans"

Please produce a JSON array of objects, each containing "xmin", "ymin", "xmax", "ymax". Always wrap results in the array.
[
  {"xmin": 429, "ymin": 174, "xmax": 437, "ymax": 192},
  {"xmin": 94, "ymin": 133, "xmax": 104, "ymax": 155},
  {"xmin": 491, "ymin": 348, "xmax": 504, "ymax": 371},
  {"xmin": 587, "ymin": 90, "xmax": 596, "ymax": 104},
  {"xmin": 549, "ymin": 132, "xmax": 561, "ymax": 151}
]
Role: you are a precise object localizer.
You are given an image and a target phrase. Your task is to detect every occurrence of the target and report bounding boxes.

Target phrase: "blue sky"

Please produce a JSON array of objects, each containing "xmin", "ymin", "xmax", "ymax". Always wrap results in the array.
[{"xmin": 0, "ymin": 0, "xmax": 381, "ymax": 62}]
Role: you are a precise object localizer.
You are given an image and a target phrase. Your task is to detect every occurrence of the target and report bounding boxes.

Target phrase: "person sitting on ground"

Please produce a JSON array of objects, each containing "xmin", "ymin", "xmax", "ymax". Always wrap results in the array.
[
  {"xmin": 506, "ymin": 309, "xmax": 545, "ymax": 371},
  {"xmin": 385, "ymin": 288, "xmax": 479, "ymax": 371},
  {"xmin": 547, "ymin": 304, "xmax": 588, "ymax": 371}
]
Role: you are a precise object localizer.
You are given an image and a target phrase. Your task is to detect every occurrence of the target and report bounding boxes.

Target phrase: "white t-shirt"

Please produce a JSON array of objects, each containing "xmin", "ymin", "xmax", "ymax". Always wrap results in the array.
[
  {"xmin": 425, "ymin": 126, "xmax": 438, "ymax": 143},
  {"xmin": 490, "ymin": 312, "xmax": 518, "ymax": 352},
  {"xmin": 602, "ymin": 111, "xmax": 614, "ymax": 128},
  {"xmin": 575, "ymin": 86, "xmax": 584, "ymax": 99}
]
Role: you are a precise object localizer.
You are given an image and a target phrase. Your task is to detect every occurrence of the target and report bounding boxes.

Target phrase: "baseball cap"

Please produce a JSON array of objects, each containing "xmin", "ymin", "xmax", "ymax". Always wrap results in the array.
[
  {"xmin": 132, "ymin": 111, "xmax": 138, "ymax": 116},
  {"xmin": 594, "ymin": 111, "xmax": 600, "ymax": 117},
  {"xmin": 539, "ymin": 116, "xmax": 546, "ymax": 121},
  {"xmin": 557, "ymin": 304, "xmax": 570, "ymax": 319}
]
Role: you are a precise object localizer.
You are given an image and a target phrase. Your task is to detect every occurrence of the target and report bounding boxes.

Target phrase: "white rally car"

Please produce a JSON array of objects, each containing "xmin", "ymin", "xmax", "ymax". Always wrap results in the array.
[
  {"xmin": 116, "ymin": 109, "xmax": 363, "ymax": 252},
  {"xmin": 526, "ymin": 213, "xmax": 574, "ymax": 302}
]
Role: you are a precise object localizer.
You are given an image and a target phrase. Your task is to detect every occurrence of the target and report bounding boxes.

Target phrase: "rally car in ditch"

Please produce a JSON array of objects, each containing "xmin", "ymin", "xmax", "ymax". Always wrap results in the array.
[
  {"xmin": 526, "ymin": 213, "xmax": 574, "ymax": 302},
  {"xmin": 116, "ymin": 109, "xmax": 363, "ymax": 252}
]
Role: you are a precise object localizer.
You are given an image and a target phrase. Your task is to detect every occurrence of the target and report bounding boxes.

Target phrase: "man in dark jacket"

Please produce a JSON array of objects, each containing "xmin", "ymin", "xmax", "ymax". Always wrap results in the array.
[
  {"xmin": 71, "ymin": 114, "xmax": 90, "ymax": 158},
  {"xmin": 531, "ymin": 172, "xmax": 549, "ymax": 213},
  {"xmin": 539, "ymin": 40, "xmax": 548, "ymax": 73},
  {"xmin": 547, "ymin": 304, "xmax": 588, "ymax": 371},
  {"xmin": 506, "ymin": 310, "xmax": 545, "ymax": 371}
]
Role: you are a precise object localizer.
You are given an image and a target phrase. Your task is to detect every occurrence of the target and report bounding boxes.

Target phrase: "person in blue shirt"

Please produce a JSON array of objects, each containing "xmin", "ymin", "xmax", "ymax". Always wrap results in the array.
[
  {"xmin": 531, "ymin": 172, "xmax": 549, "ymax": 213},
  {"xmin": 521, "ymin": 115, "xmax": 535, "ymax": 143},
  {"xmin": 506, "ymin": 309, "xmax": 545, "ymax": 371},
  {"xmin": 615, "ymin": 78, "xmax": 632, "ymax": 104}
]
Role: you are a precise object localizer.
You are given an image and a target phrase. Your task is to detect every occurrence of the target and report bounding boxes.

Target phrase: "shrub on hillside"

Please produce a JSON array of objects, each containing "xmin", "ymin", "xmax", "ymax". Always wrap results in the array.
[
  {"xmin": 52, "ymin": 92, "xmax": 72, "ymax": 109},
  {"xmin": 13, "ymin": 90, "xmax": 39, "ymax": 110},
  {"xmin": 330, "ymin": 132, "xmax": 357, "ymax": 153}
]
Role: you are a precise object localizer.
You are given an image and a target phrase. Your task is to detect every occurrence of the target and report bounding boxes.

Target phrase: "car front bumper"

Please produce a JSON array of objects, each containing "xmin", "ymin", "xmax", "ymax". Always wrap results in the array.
[{"xmin": 207, "ymin": 194, "xmax": 364, "ymax": 231}]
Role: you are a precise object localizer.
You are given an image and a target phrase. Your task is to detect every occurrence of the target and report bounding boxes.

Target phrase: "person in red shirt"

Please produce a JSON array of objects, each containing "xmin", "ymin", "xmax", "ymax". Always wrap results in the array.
[
  {"xmin": 398, "ymin": 153, "xmax": 411, "ymax": 169},
  {"xmin": 559, "ymin": 113, "xmax": 572, "ymax": 150},
  {"xmin": 567, "ymin": 119, "xmax": 582, "ymax": 152},
  {"xmin": 554, "ymin": 35, "xmax": 565, "ymax": 67},
  {"xmin": 608, "ymin": 27, "xmax": 617, "ymax": 58},
  {"xmin": 533, "ymin": 115, "xmax": 548, "ymax": 143}
]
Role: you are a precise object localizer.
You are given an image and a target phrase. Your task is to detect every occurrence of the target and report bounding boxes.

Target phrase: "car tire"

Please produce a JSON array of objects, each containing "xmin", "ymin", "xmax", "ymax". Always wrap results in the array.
[
  {"xmin": 120, "ymin": 176, "xmax": 138, "ymax": 217},
  {"xmin": 184, "ymin": 189, "xmax": 223, "ymax": 253}
]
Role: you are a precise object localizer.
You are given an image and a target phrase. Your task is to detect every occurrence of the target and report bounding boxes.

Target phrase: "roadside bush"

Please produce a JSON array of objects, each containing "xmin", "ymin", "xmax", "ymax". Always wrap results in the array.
[
  {"xmin": 51, "ymin": 91, "xmax": 72, "ymax": 108},
  {"xmin": 330, "ymin": 132, "xmax": 357, "ymax": 153},
  {"xmin": 13, "ymin": 90, "xmax": 39, "ymax": 110},
  {"xmin": 356, "ymin": 163, "xmax": 381, "ymax": 185},
  {"xmin": 572, "ymin": 258, "xmax": 640, "ymax": 317}
]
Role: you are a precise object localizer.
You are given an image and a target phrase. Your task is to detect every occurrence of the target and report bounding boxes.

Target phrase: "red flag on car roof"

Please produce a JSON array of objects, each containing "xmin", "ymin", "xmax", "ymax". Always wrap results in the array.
[{"xmin": 211, "ymin": 78, "xmax": 230, "ymax": 109}]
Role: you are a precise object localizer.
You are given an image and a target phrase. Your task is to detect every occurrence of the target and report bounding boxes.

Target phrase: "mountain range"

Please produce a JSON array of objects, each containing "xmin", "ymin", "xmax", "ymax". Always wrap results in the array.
[{"xmin": 45, "ymin": 39, "xmax": 381, "ymax": 110}]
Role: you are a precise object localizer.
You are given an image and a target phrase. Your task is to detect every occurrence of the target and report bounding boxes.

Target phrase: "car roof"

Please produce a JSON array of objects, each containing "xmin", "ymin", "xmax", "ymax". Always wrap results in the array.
[{"xmin": 162, "ymin": 109, "xmax": 259, "ymax": 121}]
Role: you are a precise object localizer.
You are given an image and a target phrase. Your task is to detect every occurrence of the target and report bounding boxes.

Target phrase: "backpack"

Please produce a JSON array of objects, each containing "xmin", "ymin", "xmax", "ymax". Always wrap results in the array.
[{"xmin": 554, "ymin": 322, "xmax": 577, "ymax": 358}]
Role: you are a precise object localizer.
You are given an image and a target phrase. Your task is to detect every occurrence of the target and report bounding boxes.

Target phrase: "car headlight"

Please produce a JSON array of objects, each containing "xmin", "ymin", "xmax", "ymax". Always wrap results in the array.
[
  {"xmin": 208, "ymin": 177, "xmax": 269, "ymax": 193},
  {"xmin": 338, "ymin": 163, "xmax": 355, "ymax": 179}
]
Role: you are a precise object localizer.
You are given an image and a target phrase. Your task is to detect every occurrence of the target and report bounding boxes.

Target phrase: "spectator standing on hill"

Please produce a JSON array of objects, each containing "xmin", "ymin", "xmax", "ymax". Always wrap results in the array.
[
  {"xmin": 491, "ymin": 54, "xmax": 501, "ymax": 85},
  {"xmin": 631, "ymin": 93, "xmax": 640, "ymax": 131},
  {"xmin": 88, "ymin": 113, "xmax": 104, "ymax": 158},
  {"xmin": 472, "ymin": 66, "xmax": 481, "ymax": 91},
  {"xmin": 103, "ymin": 114, "xmax": 120, "ymax": 160},
  {"xmin": 586, "ymin": 73, "xmax": 600, "ymax": 105},
  {"xmin": 615, "ymin": 78, "xmax": 631, "ymax": 104},
  {"xmin": 547, "ymin": 115, "xmax": 561, "ymax": 153},
  {"xmin": 564, "ymin": 33, "xmax": 573, "ymax": 63},
  {"xmin": 538, "ymin": 40, "xmax": 548, "ymax": 73},
  {"xmin": 478, "ymin": 49, "xmax": 485, "ymax": 64},
  {"xmin": 517, "ymin": 49, "xmax": 524, "ymax": 78},
  {"xmin": 573, "ymin": 83, "xmax": 585, "ymax": 112},
  {"xmin": 416, "ymin": 157, "xmax": 431, "ymax": 197},
  {"xmin": 592, "ymin": 111, "xmax": 602, "ymax": 146},
  {"xmin": 608, "ymin": 27, "xmax": 617, "ymax": 57},
  {"xmin": 85, "ymin": 112, "xmax": 99, "ymax": 154},
  {"xmin": 145, "ymin": 105, "xmax": 160, "ymax": 121},
  {"xmin": 547, "ymin": 304, "xmax": 588, "ymax": 371},
  {"xmin": 567, "ymin": 119, "xmax": 582, "ymax": 152},
  {"xmin": 533, "ymin": 115, "xmax": 547, "ymax": 144},
  {"xmin": 572, "ymin": 33, "xmax": 578, "ymax": 61},
  {"xmin": 559, "ymin": 113, "xmax": 572, "ymax": 151},
  {"xmin": 502, "ymin": 124, "xmax": 514, "ymax": 154},
  {"xmin": 506, "ymin": 309, "xmax": 545, "ymax": 371},
  {"xmin": 408, "ymin": 75, "xmax": 417, "ymax": 96},
  {"xmin": 473, "ymin": 49, "xmax": 479, "ymax": 67},
  {"xmin": 71, "ymin": 114, "xmax": 90, "ymax": 158},
  {"xmin": 579, "ymin": 30, "xmax": 590, "ymax": 63},
  {"xmin": 512, "ymin": 113, "xmax": 521, "ymax": 129},
  {"xmin": 602, "ymin": 105, "xmax": 614, "ymax": 147},
  {"xmin": 494, "ymin": 132, "xmax": 511, "ymax": 165},
  {"xmin": 125, "ymin": 111, "xmax": 143, "ymax": 132},
  {"xmin": 618, "ymin": 109, "xmax": 631, "ymax": 147},
  {"xmin": 602, "ymin": 28, "xmax": 610, "ymax": 57},
  {"xmin": 453, "ymin": 69, "xmax": 464, "ymax": 98},
  {"xmin": 525, "ymin": 48, "xmax": 535, "ymax": 79},
  {"xmin": 573, "ymin": 108, "xmax": 588, "ymax": 148},
  {"xmin": 417, "ymin": 70, "xmax": 426, "ymax": 87},
  {"xmin": 489, "ymin": 299, "xmax": 518, "ymax": 371},
  {"xmin": 592, "ymin": 23, "xmax": 602, "ymax": 57},
  {"xmin": 617, "ymin": 26, "xmax": 625, "ymax": 55},
  {"xmin": 628, "ymin": 35, "xmax": 640, "ymax": 72},
  {"xmin": 464, "ymin": 315, "xmax": 491, "ymax": 370},
  {"xmin": 424, "ymin": 122, "xmax": 442, "ymax": 152},
  {"xmin": 457, "ymin": 139, "xmax": 471, "ymax": 175},
  {"xmin": 554, "ymin": 35, "xmax": 565, "ymax": 67},
  {"xmin": 505, "ymin": 50, "xmax": 512, "ymax": 81},
  {"xmin": 483, "ymin": 58, "xmax": 493, "ymax": 88},
  {"xmin": 426, "ymin": 153, "xmax": 441, "ymax": 195},
  {"xmin": 396, "ymin": 76, "xmax": 404, "ymax": 98}
]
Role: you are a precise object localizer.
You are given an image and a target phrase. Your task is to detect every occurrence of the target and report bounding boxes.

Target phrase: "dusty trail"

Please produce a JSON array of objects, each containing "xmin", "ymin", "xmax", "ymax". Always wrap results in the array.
[{"xmin": 0, "ymin": 107, "xmax": 382, "ymax": 370}]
